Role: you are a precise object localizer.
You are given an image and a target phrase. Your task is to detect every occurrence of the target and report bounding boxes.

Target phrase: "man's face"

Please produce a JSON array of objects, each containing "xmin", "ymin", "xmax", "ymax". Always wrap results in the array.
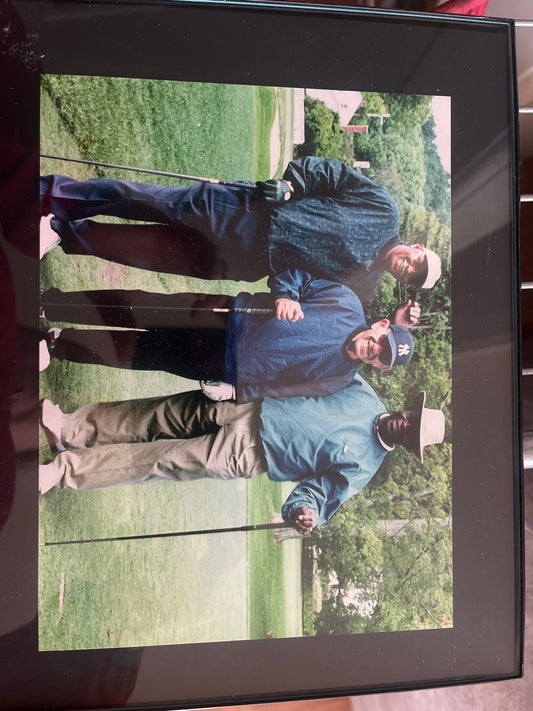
[
  {"xmin": 345, "ymin": 319, "xmax": 391, "ymax": 369},
  {"xmin": 387, "ymin": 244, "xmax": 426, "ymax": 285},
  {"xmin": 379, "ymin": 410, "xmax": 418, "ymax": 448}
]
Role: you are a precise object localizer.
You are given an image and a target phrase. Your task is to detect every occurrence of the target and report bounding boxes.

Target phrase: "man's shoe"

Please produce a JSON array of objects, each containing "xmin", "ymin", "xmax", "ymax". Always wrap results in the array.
[
  {"xmin": 40, "ymin": 399, "xmax": 65, "ymax": 451},
  {"xmin": 39, "ymin": 327, "xmax": 62, "ymax": 373},
  {"xmin": 40, "ymin": 214, "xmax": 60, "ymax": 259},
  {"xmin": 39, "ymin": 339, "xmax": 50, "ymax": 372},
  {"xmin": 39, "ymin": 462, "xmax": 61, "ymax": 494}
]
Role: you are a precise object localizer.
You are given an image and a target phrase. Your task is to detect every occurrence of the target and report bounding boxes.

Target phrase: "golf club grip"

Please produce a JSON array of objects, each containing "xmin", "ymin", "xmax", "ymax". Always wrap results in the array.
[{"xmin": 214, "ymin": 307, "xmax": 274, "ymax": 315}]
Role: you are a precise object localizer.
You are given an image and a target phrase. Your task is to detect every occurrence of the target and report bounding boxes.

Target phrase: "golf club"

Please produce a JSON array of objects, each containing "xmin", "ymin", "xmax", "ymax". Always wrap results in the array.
[
  {"xmin": 41, "ymin": 154, "xmax": 257, "ymax": 189},
  {"xmin": 40, "ymin": 520, "xmax": 293, "ymax": 547}
]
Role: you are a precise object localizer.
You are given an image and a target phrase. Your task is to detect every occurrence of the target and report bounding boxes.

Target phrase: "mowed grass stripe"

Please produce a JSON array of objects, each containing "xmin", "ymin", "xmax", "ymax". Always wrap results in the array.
[
  {"xmin": 246, "ymin": 477, "xmax": 303, "ymax": 640},
  {"xmin": 41, "ymin": 75, "xmax": 276, "ymax": 181},
  {"xmin": 39, "ymin": 534, "xmax": 248, "ymax": 650}
]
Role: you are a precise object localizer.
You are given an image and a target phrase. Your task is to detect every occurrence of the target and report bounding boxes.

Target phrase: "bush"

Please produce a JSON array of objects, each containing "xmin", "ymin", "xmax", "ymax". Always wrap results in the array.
[{"xmin": 296, "ymin": 96, "xmax": 346, "ymax": 161}]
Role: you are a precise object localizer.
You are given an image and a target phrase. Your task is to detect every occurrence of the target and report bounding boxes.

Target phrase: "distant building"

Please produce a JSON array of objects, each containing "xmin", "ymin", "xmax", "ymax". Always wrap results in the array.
[
  {"xmin": 305, "ymin": 89, "xmax": 364, "ymax": 126},
  {"xmin": 327, "ymin": 571, "xmax": 379, "ymax": 618},
  {"xmin": 342, "ymin": 125, "xmax": 368, "ymax": 134},
  {"xmin": 367, "ymin": 112, "xmax": 391, "ymax": 125}
]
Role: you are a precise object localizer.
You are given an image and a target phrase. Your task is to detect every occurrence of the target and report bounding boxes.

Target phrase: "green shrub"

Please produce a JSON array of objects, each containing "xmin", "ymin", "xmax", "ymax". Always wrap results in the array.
[{"xmin": 296, "ymin": 96, "xmax": 346, "ymax": 161}]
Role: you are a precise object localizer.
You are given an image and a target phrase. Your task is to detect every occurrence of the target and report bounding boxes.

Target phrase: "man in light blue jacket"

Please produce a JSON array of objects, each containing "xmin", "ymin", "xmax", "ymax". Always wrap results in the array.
[{"xmin": 39, "ymin": 376, "xmax": 445, "ymax": 533}]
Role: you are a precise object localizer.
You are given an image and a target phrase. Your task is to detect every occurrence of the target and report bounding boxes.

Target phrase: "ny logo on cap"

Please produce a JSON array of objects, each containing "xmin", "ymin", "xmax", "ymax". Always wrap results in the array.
[{"xmin": 398, "ymin": 344, "xmax": 411, "ymax": 357}]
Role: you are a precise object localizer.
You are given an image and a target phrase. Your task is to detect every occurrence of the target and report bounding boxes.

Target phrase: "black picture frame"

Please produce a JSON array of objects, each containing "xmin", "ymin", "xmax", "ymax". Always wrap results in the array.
[{"xmin": 0, "ymin": 1, "xmax": 522, "ymax": 709}]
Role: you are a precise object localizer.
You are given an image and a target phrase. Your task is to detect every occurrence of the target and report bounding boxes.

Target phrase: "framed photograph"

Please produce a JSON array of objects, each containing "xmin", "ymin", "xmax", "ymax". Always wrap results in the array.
[{"xmin": 0, "ymin": 1, "xmax": 521, "ymax": 709}]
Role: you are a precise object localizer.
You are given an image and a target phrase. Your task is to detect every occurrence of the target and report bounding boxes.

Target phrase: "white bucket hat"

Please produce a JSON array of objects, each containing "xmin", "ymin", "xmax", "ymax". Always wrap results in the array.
[{"xmin": 414, "ymin": 391, "xmax": 445, "ymax": 462}]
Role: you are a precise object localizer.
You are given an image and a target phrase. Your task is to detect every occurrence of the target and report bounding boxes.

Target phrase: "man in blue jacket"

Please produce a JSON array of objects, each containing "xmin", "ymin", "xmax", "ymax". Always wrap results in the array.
[
  {"xmin": 39, "ymin": 269, "xmax": 415, "ymax": 401},
  {"xmin": 39, "ymin": 377, "xmax": 445, "ymax": 533},
  {"xmin": 40, "ymin": 157, "xmax": 442, "ymax": 307}
]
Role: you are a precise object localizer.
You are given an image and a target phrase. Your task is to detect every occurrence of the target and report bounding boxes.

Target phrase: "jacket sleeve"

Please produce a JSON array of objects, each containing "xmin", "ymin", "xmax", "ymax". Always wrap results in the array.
[
  {"xmin": 267, "ymin": 268, "xmax": 314, "ymax": 302},
  {"xmin": 281, "ymin": 462, "xmax": 377, "ymax": 528},
  {"xmin": 267, "ymin": 269, "xmax": 359, "ymax": 305},
  {"xmin": 282, "ymin": 156, "xmax": 383, "ymax": 200}
]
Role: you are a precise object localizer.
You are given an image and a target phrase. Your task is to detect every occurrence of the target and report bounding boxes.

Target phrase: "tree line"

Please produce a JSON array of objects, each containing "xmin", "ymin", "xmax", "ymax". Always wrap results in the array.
[{"xmin": 298, "ymin": 91, "xmax": 453, "ymax": 636}]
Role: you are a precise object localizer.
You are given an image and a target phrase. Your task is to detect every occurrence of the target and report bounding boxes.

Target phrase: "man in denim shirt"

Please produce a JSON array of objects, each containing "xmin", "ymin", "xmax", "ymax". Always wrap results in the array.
[
  {"xmin": 39, "ymin": 376, "xmax": 445, "ymax": 533},
  {"xmin": 40, "ymin": 157, "xmax": 441, "ymax": 307}
]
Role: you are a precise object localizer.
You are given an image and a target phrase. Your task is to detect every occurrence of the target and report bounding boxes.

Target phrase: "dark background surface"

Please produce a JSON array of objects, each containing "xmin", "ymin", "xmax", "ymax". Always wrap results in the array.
[{"xmin": 0, "ymin": 0, "xmax": 524, "ymax": 708}]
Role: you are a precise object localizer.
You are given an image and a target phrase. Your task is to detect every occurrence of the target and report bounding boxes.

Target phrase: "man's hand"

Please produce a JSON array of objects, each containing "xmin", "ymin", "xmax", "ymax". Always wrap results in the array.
[
  {"xmin": 391, "ymin": 300, "xmax": 421, "ymax": 328},
  {"xmin": 200, "ymin": 381, "xmax": 235, "ymax": 401},
  {"xmin": 275, "ymin": 298, "xmax": 304, "ymax": 322},
  {"xmin": 292, "ymin": 507, "xmax": 319, "ymax": 535},
  {"xmin": 256, "ymin": 179, "xmax": 293, "ymax": 204}
]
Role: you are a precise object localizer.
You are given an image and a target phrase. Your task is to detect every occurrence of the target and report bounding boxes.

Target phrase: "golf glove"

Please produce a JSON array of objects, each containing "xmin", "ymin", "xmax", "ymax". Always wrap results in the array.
[
  {"xmin": 200, "ymin": 380, "xmax": 236, "ymax": 401},
  {"xmin": 256, "ymin": 179, "xmax": 293, "ymax": 204}
]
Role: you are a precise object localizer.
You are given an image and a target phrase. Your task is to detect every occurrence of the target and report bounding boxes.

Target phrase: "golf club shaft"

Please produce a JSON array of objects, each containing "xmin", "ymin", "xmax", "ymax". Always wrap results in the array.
[
  {"xmin": 40, "ymin": 154, "xmax": 255, "ymax": 189},
  {"xmin": 41, "ymin": 300, "xmax": 273, "ymax": 316},
  {"xmin": 40, "ymin": 521, "xmax": 292, "ymax": 546}
]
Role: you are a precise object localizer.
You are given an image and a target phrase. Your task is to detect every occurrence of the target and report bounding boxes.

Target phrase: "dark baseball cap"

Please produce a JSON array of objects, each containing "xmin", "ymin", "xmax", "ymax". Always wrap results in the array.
[{"xmin": 387, "ymin": 325, "xmax": 415, "ymax": 368}]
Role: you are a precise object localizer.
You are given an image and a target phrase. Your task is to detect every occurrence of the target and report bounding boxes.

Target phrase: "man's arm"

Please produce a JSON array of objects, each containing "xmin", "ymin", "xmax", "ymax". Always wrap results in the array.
[
  {"xmin": 282, "ymin": 156, "xmax": 385, "ymax": 200},
  {"xmin": 275, "ymin": 298, "xmax": 303, "ymax": 322},
  {"xmin": 369, "ymin": 301, "xmax": 421, "ymax": 329},
  {"xmin": 266, "ymin": 269, "xmax": 313, "ymax": 322},
  {"xmin": 390, "ymin": 300, "xmax": 421, "ymax": 328},
  {"xmin": 281, "ymin": 462, "xmax": 378, "ymax": 531},
  {"xmin": 271, "ymin": 269, "xmax": 370, "ymax": 326},
  {"xmin": 267, "ymin": 268, "xmax": 313, "ymax": 302},
  {"xmin": 268, "ymin": 268, "xmax": 361, "ymax": 311},
  {"xmin": 255, "ymin": 179, "xmax": 294, "ymax": 204},
  {"xmin": 292, "ymin": 507, "xmax": 319, "ymax": 535}
]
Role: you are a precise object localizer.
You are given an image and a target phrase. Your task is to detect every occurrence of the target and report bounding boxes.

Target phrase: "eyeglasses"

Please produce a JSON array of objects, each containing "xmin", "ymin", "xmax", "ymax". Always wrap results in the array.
[
  {"xmin": 363, "ymin": 333, "xmax": 392, "ymax": 368},
  {"xmin": 377, "ymin": 333, "xmax": 392, "ymax": 368}
]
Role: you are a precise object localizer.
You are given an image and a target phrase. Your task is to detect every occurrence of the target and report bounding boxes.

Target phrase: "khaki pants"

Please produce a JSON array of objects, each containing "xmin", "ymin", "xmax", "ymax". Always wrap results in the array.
[{"xmin": 47, "ymin": 391, "xmax": 267, "ymax": 491}]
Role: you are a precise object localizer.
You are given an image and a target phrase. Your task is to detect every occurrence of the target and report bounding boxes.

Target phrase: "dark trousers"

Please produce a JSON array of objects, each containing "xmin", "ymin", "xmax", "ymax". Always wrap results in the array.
[
  {"xmin": 43, "ymin": 288, "xmax": 231, "ymax": 379},
  {"xmin": 41, "ymin": 287, "xmax": 234, "ymax": 329},
  {"xmin": 40, "ymin": 175, "xmax": 270, "ymax": 280}
]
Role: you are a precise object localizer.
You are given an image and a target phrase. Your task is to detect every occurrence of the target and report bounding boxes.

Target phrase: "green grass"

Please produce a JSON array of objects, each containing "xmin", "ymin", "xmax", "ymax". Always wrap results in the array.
[
  {"xmin": 301, "ymin": 544, "xmax": 316, "ymax": 636},
  {"xmin": 246, "ymin": 477, "xmax": 302, "ymax": 640},
  {"xmin": 39, "ymin": 533, "xmax": 248, "ymax": 649},
  {"xmin": 276, "ymin": 87, "xmax": 295, "ymax": 177},
  {"xmin": 39, "ymin": 75, "xmax": 302, "ymax": 651},
  {"xmin": 41, "ymin": 75, "xmax": 276, "ymax": 182},
  {"xmin": 253, "ymin": 85, "xmax": 278, "ymax": 178}
]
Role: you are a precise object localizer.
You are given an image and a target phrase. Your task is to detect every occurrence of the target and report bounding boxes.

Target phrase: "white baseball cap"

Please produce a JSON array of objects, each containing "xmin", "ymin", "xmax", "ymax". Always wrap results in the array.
[{"xmin": 421, "ymin": 248, "xmax": 442, "ymax": 289}]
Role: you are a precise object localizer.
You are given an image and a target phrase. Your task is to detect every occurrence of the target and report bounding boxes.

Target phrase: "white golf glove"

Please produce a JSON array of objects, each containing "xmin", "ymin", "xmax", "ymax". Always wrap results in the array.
[{"xmin": 200, "ymin": 380, "xmax": 236, "ymax": 401}]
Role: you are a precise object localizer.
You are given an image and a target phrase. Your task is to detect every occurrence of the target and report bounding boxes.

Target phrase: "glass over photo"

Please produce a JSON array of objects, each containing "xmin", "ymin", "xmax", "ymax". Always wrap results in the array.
[{"xmin": 38, "ymin": 76, "xmax": 452, "ymax": 651}]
